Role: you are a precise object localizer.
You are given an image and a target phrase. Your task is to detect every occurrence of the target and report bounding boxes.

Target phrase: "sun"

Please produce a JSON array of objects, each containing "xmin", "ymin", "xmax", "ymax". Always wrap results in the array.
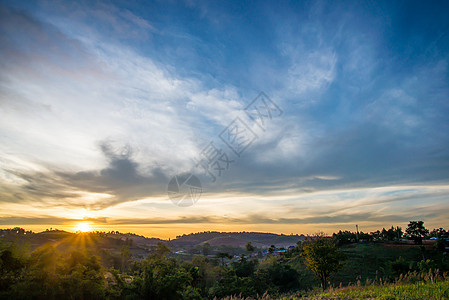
[{"xmin": 75, "ymin": 222, "xmax": 92, "ymax": 233}]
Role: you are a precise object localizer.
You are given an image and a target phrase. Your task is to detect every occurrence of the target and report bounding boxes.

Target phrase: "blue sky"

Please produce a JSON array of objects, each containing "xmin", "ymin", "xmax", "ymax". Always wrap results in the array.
[{"xmin": 0, "ymin": 0, "xmax": 448, "ymax": 238}]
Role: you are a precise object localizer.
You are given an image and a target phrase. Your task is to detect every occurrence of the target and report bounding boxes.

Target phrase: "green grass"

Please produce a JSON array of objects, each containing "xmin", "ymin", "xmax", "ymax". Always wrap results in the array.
[{"xmin": 280, "ymin": 280, "xmax": 449, "ymax": 299}]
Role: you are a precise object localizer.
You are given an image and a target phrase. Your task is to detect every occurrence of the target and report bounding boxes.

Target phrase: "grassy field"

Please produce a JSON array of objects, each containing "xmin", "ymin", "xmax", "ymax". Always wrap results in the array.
[
  {"xmin": 289, "ymin": 242, "xmax": 426, "ymax": 290},
  {"xmin": 220, "ymin": 280, "xmax": 449, "ymax": 299},
  {"xmin": 300, "ymin": 280, "xmax": 449, "ymax": 299},
  {"xmin": 331, "ymin": 243, "xmax": 423, "ymax": 284}
]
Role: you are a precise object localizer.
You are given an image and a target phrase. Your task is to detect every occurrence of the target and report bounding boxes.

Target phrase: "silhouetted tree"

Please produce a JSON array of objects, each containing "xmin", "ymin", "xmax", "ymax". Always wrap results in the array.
[
  {"xmin": 429, "ymin": 228, "xmax": 447, "ymax": 238},
  {"xmin": 406, "ymin": 221, "xmax": 429, "ymax": 244}
]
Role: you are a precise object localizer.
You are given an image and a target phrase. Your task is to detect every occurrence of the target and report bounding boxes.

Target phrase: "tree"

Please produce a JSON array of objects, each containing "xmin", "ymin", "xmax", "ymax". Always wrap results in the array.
[
  {"xmin": 429, "ymin": 227, "xmax": 447, "ymax": 238},
  {"xmin": 245, "ymin": 242, "xmax": 255, "ymax": 253},
  {"xmin": 255, "ymin": 256, "xmax": 298, "ymax": 293},
  {"xmin": 216, "ymin": 252, "xmax": 231, "ymax": 266},
  {"xmin": 393, "ymin": 226, "xmax": 403, "ymax": 240},
  {"xmin": 120, "ymin": 245, "xmax": 130, "ymax": 272},
  {"xmin": 301, "ymin": 233, "xmax": 345, "ymax": 290},
  {"xmin": 231, "ymin": 255, "xmax": 258, "ymax": 278},
  {"xmin": 388, "ymin": 256, "xmax": 410, "ymax": 277},
  {"xmin": 202, "ymin": 243, "xmax": 211, "ymax": 256},
  {"xmin": 154, "ymin": 242, "xmax": 170, "ymax": 257},
  {"xmin": 141, "ymin": 256, "xmax": 191, "ymax": 300},
  {"xmin": 333, "ymin": 230, "xmax": 356, "ymax": 245},
  {"xmin": 0, "ymin": 249, "xmax": 23, "ymax": 274},
  {"xmin": 405, "ymin": 221, "xmax": 429, "ymax": 244}
]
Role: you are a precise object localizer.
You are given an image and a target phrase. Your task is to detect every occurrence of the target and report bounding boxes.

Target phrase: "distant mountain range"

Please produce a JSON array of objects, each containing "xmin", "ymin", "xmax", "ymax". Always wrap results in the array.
[
  {"xmin": 1, "ymin": 228, "xmax": 305, "ymax": 249},
  {"xmin": 168, "ymin": 231, "xmax": 305, "ymax": 248}
]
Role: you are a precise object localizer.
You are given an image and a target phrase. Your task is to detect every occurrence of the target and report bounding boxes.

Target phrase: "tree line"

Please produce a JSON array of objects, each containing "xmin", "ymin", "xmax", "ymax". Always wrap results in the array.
[{"xmin": 333, "ymin": 221, "xmax": 446, "ymax": 245}]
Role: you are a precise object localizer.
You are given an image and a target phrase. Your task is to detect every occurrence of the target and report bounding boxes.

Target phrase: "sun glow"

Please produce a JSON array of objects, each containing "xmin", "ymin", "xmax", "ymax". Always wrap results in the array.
[{"xmin": 74, "ymin": 222, "xmax": 92, "ymax": 233}]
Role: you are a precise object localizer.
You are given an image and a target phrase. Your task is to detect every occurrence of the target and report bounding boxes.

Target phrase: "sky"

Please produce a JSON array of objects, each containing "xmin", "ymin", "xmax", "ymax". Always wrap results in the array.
[{"xmin": 0, "ymin": 0, "xmax": 448, "ymax": 239}]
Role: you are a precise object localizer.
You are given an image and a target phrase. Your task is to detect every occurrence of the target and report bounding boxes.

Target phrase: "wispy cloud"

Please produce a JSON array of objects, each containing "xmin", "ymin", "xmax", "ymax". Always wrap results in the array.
[{"xmin": 0, "ymin": 1, "xmax": 448, "ymax": 236}]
